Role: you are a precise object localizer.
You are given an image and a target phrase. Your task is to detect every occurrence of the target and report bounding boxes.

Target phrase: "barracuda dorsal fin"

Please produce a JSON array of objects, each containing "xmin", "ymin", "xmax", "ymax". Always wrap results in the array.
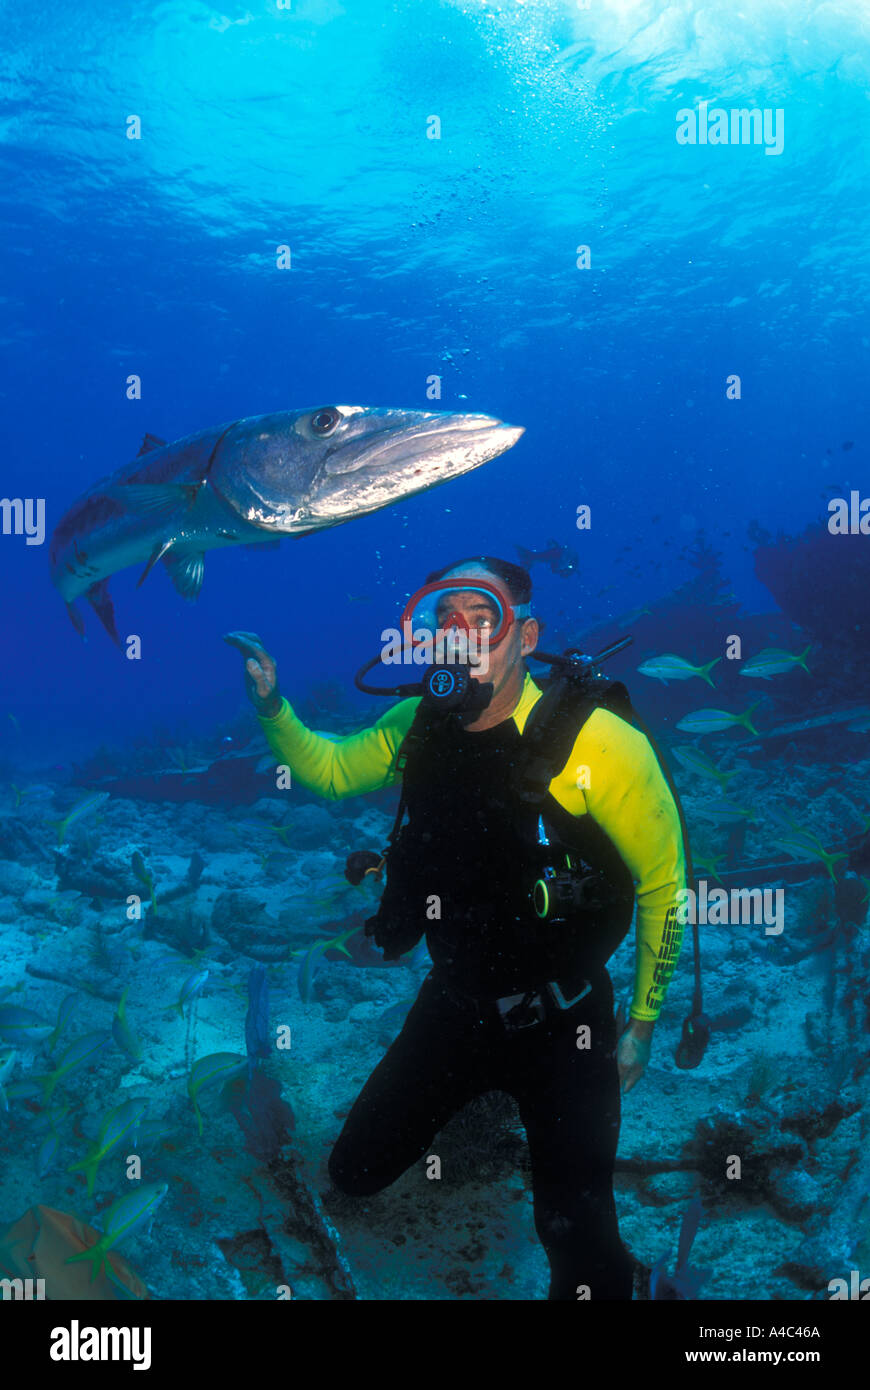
[
  {"xmin": 162, "ymin": 550, "xmax": 205, "ymax": 600},
  {"xmin": 137, "ymin": 433, "xmax": 168, "ymax": 456},
  {"xmin": 107, "ymin": 481, "xmax": 202, "ymax": 517}
]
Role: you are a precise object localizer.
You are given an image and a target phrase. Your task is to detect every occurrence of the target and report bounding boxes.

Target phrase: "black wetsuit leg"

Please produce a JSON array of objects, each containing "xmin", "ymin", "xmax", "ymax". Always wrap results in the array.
[
  {"xmin": 328, "ymin": 971, "xmax": 497, "ymax": 1196},
  {"xmin": 504, "ymin": 969, "xmax": 634, "ymax": 1300},
  {"xmin": 328, "ymin": 968, "xmax": 633, "ymax": 1301}
]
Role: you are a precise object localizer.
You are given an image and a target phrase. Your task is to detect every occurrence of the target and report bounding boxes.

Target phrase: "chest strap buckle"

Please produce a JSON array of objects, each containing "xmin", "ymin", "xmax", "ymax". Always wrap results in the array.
[
  {"xmin": 546, "ymin": 978, "xmax": 592, "ymax": 1011},
  {"xmin": 495, "ymin": 989, "xmax": 547, "ymax": 1031},
  {"xmin": 494, "ymin": 977, "xmax": 593, "ymax": 1033}
]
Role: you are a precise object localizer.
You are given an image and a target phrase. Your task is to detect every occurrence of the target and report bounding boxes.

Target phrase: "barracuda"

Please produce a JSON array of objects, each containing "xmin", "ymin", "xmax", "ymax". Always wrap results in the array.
[{"xmin": 50, "ymin": 404, "xmax": 525, "ymax": 642}]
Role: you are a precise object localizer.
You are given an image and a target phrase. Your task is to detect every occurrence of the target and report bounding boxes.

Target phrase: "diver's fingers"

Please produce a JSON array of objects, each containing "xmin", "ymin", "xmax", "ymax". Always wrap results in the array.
[
  {"xmin": 245, "ymin": 657, "xmax": 273, "ymax": 697},
  {"xmin": 223, "ymin": 630, "xmax": 268, "ymax": 660},
  {"xmin": 622, "ymin": 1064, "xmax": 645, "ymax": 1095},
  {"xmin": 226, "ymin": 631, "xmax": 277, "ymax": 682}
]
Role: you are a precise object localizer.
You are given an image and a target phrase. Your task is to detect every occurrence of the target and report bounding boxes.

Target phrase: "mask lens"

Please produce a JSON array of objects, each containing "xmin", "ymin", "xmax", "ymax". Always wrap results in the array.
[{"xmin": 405, "ymin": 584, "xmax": 506, "ymax": 645}]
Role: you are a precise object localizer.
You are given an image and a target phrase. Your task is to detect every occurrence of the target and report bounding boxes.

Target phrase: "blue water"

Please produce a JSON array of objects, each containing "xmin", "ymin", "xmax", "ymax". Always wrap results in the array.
[
  {"xmin": 2, "ymin": 0, "xmax": 868, "ymax": 759},
  {"xmin": 1, "ymin": 0, "xmax": 869, "ymax": 1306}
]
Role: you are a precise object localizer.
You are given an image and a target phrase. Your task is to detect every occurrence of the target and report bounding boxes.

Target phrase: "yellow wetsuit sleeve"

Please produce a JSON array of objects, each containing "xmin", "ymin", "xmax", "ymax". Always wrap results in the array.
[
  {"xmin": 548, "ymin": 706, "xmax": 686, "ymax": 1023},
  {"xmin": 257, "ymin": 696, "xmax": 420, "ymax": 800}
]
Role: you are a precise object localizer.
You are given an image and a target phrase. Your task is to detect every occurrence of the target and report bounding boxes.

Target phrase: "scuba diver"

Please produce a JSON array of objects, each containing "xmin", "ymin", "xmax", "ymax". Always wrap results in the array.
[{"xmin": 225, "ymin": 555, "xmax": 687, "ymax": 1301}]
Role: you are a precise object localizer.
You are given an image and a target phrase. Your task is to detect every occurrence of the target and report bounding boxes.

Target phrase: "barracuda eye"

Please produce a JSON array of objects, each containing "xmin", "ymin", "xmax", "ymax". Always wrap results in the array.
[{"xmin": 310, "ymin": 407, "xmax": 341, "ymax": 436}]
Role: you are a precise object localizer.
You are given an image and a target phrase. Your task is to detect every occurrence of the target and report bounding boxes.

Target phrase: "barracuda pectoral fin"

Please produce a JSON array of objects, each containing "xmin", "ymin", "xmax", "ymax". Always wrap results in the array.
[
  {"xmin": 137, "ymin": 539, "xmax": 175, "ymax": 588},
  {"xmin": 162, "ymin": 549, "xmax": 205, "ymax": 600},
  {"xmin": 211, "ymin": 529, "xmax": 280, "ymax": 551},
  {"xmin": 107, "ymin": 481, "xmax": 202, "ymax": 518}
]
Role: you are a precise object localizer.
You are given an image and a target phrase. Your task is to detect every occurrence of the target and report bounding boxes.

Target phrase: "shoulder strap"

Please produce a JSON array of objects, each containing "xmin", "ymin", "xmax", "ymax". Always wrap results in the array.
[
  {"xmin": 385, "ymin": 699, "xmax": 439, "ymax": 847},
  {"xmin": 514, "ymin": 674, "xmax": 631, "ymax": 806}
]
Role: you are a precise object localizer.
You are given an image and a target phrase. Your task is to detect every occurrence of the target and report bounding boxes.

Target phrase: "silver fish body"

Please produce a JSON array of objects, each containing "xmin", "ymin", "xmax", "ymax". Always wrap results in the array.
[{"xmin": 50, "ymin": 405, "xmax": 524, "ymax": 640}]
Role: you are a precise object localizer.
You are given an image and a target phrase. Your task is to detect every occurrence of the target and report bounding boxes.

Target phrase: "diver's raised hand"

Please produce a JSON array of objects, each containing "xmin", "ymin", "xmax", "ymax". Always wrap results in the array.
[{"xmin": 223, "ymin": 631, "xmax": 282, "ymax": 719}]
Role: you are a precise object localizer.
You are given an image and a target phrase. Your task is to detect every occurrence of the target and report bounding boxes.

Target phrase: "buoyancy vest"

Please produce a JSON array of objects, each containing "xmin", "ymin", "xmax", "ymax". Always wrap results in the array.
[{"xmin": 365, "ymin": 697, "xmax": 636, "ymax": 999}]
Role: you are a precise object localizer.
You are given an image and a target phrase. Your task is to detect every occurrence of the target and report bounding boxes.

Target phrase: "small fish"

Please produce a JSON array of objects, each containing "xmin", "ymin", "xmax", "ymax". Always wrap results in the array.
[
  {"xmin": 767, "ymin": 807, "xmax": 848, "ymax": 880},
  {"xmin": 676, "ymin": 704, "xmax": 760, "ymax": 736},
  {"xmin": 68, "ymin": 1097, "xmax": 149, "ymax": 1196},
  {"xmin": 378, "ymin": 996, "xmax": 416, "ymax": 1031},
  {"xmin": 112, "ymin": 987, "xmax": 143, "ymax": 1062},
  {"xmin": 47, "ymin": 791, "xmax": 110, "ymax": 846},
  {"xmin": 245, "ymin": 966, "xmax": 271, "ymax": 1073},
  {"xmin": 298, "ymin": 924, "xmax": 362, "ymax": 1004},
  {"xmin": 36, "ymin": 1130, "xmax": 62, "ymax": 1178},
  {"xmin": 761, "ymin": 707, "xmax": 870, "ymax": 740},
  {"xmin": 615, "ymin": 604, "xmax": 651, "ymax": 629},
  {"xmin": 651, "ymin": 1196, "xmax": 708, "ymax": 1300},
  {"xmin": 64, "ymin": 1181, "xmax": 169, "ymax": 1283},
  {"xmin": 298, "ymin": 940, "xmax": 330, "ymax": 1004},
  {"xmin": 3, "ymin": 1078, "xmax": 44, "ymax": 1101},
  {"xmin": 847, "ymin": 715, "xmax": 870, "ymax": 733},
  {"xmin": 47, "ymin": 993, "xmax": 81, "ymax": 1051},
  {"xmin": 671, "ymin": 745, "xmax": 735, "ymax": 789},
  {"xmin": 131, "ymin": 1116, "xmax": 177, "ymax": 1149},
  {"xmin": 188, "ymin": 1052, "xmax": 248, "ymax": 1136},
  {"xmin": 516, "ymin": 539, "xmax": 578, "ymax": 577},
  {"xmin": 166, "ymin": 969, "xmax": 210, "ymax": 1019},
  {"xmin": 692, "ymin": 852, "xmax": 726, "ymax": 884},
  {"xmin": 690, "ymin": 800, "xmax": 754, "ymax": 824},
  {"xmin": 739, "ymin": 645, "xmax": 811, "ymax": 680},
  {"xmin": 0, "ymin": 1047, "xmax": 16, "ymax": 1111},
  {"xmin": 771, "ymin": 839, "xmax": 847, "ymax": 882},
  {"xmin": 37, "ymin": 1030, "xmax": 113, "ymax": 1104},
  {"xmin": 48, "ymin": 889, "xmax": 83, "ymax": 922},
  {"xmin": 638, "ymin": 654, "xmax": 720, "ymax": 686},
  {"xmin": 346, "ymin": 592, "xmax": 372, "ymax": 603},
  {"xmin": 8, "ymin": 713, "xmax": 20, "ymax": 733},
  {"xmin": 131, "ymin": 851, "xmax": 158, "ymax": 916},
  {"xmin": 325, "ymin": 924, "xmax": 362, "ymax": 957},
  {"xmin": 0, "ymin": 1004, "xmax": 56, "ymax": 1046}
]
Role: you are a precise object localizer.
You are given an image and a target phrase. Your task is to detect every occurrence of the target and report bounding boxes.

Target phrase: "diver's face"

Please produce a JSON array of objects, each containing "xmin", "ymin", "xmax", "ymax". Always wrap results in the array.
[{"xmin": 433, "ymin": 576, "xmax": 537, "ymax": 695}]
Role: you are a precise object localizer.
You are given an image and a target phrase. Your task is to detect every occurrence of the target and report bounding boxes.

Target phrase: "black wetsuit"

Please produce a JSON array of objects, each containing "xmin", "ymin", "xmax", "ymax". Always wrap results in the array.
[{"xmin": 328, "ymin": 710, "xmax": 635, "ymax": 1300}]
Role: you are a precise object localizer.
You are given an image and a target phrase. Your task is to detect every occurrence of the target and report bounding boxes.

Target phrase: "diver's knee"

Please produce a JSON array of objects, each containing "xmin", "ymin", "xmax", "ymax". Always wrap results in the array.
[{"xmin": 328, "ymin": 1145, "xmax": 387, "ymax": 1197}]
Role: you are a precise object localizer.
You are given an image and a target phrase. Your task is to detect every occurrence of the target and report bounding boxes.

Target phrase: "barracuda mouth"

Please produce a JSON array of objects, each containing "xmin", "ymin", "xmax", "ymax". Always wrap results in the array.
[{"xmin": 308, "ymin": 414, "xmax": 525, "ymax": 522}]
